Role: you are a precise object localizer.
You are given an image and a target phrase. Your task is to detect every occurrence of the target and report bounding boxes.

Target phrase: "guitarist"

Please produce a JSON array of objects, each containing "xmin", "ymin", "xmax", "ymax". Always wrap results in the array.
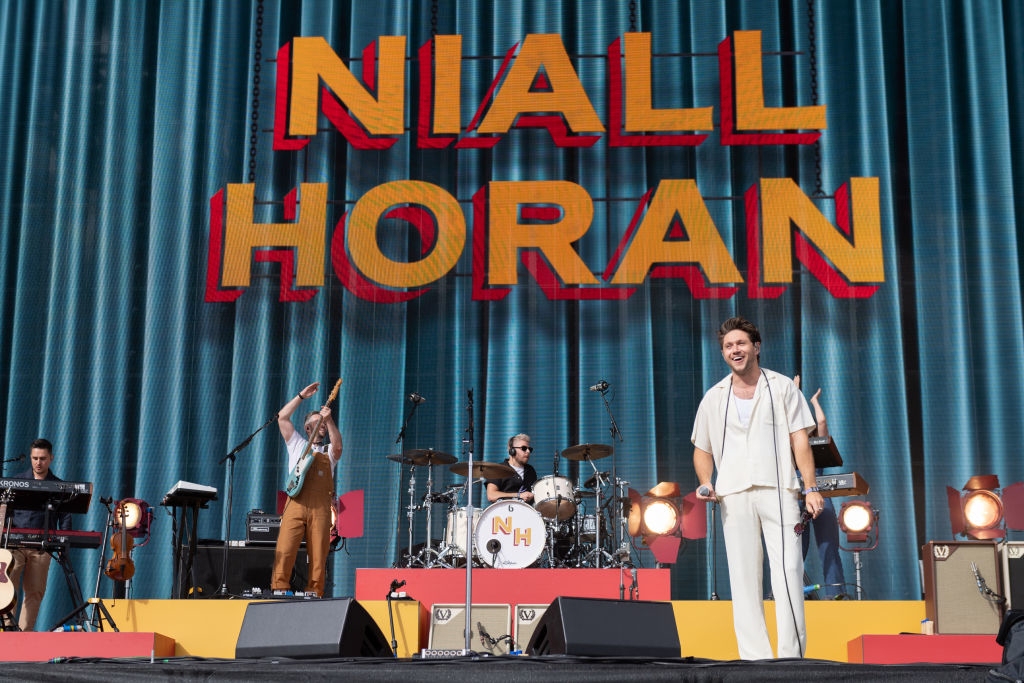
[
  {"xmin": 271, "ymin": 383, "xmax": 342, "ymax": 597},
  {"xmin": 3, "ymin": 439, "xmax": 72, "ymax": 631}
]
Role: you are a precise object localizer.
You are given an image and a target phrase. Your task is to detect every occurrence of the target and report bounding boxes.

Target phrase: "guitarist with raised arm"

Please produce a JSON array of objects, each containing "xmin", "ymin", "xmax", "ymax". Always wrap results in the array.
[{"xmin": 271, "ymin": 381, "xmax": 342, "ymax": 597}]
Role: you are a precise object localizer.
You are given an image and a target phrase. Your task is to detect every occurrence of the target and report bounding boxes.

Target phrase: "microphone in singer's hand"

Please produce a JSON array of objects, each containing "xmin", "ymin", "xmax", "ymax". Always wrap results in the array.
[
  {"xmin": 697, "ymin": 485, "xmax": 712, "ymax": 498},
  {"xmin": 588, "ymin": 380, "xmax": 609, "ymax": 392},
  {"xmin": 793, "ymin": 509, "xmax": 813, "ymax": 535}
]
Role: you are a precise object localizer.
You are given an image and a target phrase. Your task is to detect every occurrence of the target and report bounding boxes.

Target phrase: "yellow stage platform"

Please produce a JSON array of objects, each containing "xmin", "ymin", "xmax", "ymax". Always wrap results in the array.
[{"xmin": 100, "ymin": 598, "xmax": 924, "ymax": 661}]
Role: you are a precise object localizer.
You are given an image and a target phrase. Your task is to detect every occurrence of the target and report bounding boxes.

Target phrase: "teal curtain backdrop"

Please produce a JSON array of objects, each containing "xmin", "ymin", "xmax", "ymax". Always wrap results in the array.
[{"xmin": 1, "ymin": 0, "xmax": 1023, "ymax": 629}]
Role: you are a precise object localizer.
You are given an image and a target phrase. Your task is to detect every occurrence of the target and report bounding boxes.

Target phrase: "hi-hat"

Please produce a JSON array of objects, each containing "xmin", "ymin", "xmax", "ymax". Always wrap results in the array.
[
  {"xmin": 583, "ymin": 471, "xmax": 610, "ymax": 489},
  {"xmin": 449, "ymin": 461, "xmax": 515, "ymax": 479},
  {"xmin": 561, "ymin": 443, "xmax": 613, "ymax": 461},
  {"xmin": 404, "ymin": 449, "xmax": 457, "ymax": 466}
]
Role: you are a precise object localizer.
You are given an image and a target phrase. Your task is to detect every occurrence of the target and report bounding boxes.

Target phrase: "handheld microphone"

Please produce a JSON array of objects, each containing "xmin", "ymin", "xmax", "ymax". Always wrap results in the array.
[
  {"xmin": 697, "ymin": 485, "xmax": 712, "ymax": 498},
  {"xmin": 409, "ymin": 393, "xmax": 425, "ymax": 404},
  {"xmin": 793, "ymin": 509, "xmax": 813, "ymax": 535},
  {"xmin": 588, "ymin": 380, "xmax": 609, "ymax": 392}
]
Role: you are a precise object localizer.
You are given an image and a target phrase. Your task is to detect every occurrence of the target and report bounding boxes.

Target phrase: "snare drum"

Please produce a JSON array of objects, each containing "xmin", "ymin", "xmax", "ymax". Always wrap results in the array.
[
  {"xmin": 475, "ymin": 500, "xmax": 546, "ymax": 568},
  {"xmin": 532, "ymin": 475, "xmax": 577, "ymax": 520},
  {"xmin": 443, "ymin": 506, "xmax": 476, "ymax": 557},
  {"xmin": 580, "ymin": 513, "xmax": 603, "ymax": 542}
]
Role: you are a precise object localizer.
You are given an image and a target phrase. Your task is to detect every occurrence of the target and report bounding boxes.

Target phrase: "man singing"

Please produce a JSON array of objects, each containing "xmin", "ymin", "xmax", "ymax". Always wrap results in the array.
[
  {"xmin": 6, "ymin": 439, "xmax": 72, "ymax": 631},
  {"xmin": 691, "ymin": 318, "xmax": 823, "ymax": 659},
  {"xmin": 271, "ymin": 382, "xmax": 342, "ymax": 596}
]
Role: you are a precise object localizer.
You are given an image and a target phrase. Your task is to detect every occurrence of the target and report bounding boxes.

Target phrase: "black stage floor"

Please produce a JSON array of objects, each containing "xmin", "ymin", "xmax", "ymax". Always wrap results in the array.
[{"xmin": 0, "ymin": 656, "xmax": 995, "ymax": 682}]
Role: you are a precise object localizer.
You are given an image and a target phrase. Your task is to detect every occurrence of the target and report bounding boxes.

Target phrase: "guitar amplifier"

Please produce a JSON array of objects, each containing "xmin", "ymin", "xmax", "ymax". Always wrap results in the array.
[{"xmin": 247, "ymin": 511, "xmax": 283, "ymax": 545}]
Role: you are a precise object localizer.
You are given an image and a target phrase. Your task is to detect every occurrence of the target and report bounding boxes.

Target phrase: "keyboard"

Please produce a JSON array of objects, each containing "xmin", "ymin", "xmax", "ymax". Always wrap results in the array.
[{"xmin": 2, "ymin": 527, "xmax": 103, "ymax": 549}]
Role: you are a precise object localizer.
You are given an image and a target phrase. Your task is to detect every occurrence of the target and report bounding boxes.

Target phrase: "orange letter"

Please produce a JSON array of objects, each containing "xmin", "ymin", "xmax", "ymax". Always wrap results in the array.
[
  {"xmin": 288, "ymin": 36, "xmax": 405, "ymax": 137},
  {"xmin": 493, "ymin": 516, "xmax": 513, "ymax": 535},
  {"xmin": 478, "ymin": 34, "xmax": 604, "ymax": 134},
  {"xmin": 624, "ymin": 33, "xmax": 712, "ymax": 133},
  {"xmin": 514, "ymin": 528, "xmax": 532, "ymax": 546},
  {"xmin": 610, "ymin": 180, "xmax": 742, "ymax": 285},
  {"xmin": 347, "ymin": 181, "xmax": 465, "ymax": 288},
  {"xmin": 488, "ymin": 181, "xmax": 598, "ymax": 286},
  {"xmin": 759, "ymin": 177, "xmax": 883, "ymax": 287},
  {"xmin": 221, "ymin": 184, "xmax": 327, "ymax": 288},
  {"xmin": 733, "ymin": 31, "xmax": 825, "ymax": 131}
]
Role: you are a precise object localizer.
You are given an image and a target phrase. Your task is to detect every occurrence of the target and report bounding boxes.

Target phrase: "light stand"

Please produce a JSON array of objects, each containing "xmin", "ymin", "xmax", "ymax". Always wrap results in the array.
[{"xmin": 838, "ymin": 503, "xmax": 879, "ymax": 601}]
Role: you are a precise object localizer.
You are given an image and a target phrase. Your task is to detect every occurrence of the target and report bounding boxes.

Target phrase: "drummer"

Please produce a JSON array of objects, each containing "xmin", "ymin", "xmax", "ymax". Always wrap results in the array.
[{"xmin": 485, "ymin": 433, "xmax": 538, "ymax": 503}]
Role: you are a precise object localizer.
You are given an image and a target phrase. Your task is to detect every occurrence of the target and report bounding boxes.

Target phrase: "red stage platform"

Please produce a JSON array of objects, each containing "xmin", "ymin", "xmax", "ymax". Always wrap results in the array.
[
  {"xmin": 355, "ymin": 567, "xmax": 670, "ymax": 607},
  {"xmin": 0, "ymin": 632, "xmax": 175, "ymax": 662},
  {"xmin": 848, "ymin": 634, "xmax": 1003, "ymax": 664}
]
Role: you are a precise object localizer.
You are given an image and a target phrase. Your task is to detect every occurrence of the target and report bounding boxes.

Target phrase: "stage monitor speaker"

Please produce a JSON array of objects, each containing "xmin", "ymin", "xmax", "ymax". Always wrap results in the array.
[
  {"xmin": 428, "ymin": 603, "xmax": 511, "ymax": 655},
  {"xmin": 235, "ymin": 597, "xmax": 391, "ymax": 658},
  {"xmin": 526, "ymin": 597, "xmax": 680, "ymax": 657},
  {"xmin": 923, "ymin": 540, "xmax": 1004, "ymax": 634},
  {"xmin": 189, "ymin": 543, "xmax": 316, "ymax": 596},
  {"xmin": 1003, "ymin": 542, "xmax": 1024, "ymax": 610},
  {"xmin": 514, "ymin": 603, "xmax": 548, "ymax": 652}
]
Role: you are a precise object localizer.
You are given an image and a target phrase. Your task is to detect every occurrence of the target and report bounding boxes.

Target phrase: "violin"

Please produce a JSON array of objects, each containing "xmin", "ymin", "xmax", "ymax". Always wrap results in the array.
[{"xmin": 105, "ymin": 501, "xmax": 135, "ymax": 581}]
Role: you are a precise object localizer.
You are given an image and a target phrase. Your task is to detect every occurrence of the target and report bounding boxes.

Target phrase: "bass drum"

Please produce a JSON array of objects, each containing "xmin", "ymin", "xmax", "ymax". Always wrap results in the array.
[{"xmin": 475, "ymin": 500, "xmax": 546, "ymax": 568}]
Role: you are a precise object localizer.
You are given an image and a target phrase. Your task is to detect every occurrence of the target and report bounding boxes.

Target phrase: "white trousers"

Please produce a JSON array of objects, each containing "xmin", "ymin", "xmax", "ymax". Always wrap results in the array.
[{"xmin": 720, "ymin": 486, "xmax": 806, "ymax": 659}]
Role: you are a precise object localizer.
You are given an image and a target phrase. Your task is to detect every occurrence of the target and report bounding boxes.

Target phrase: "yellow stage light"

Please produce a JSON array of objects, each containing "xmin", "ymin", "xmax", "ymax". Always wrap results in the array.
[
  {"xmin": 643, "ymin": 499, "xmax": 679, "ymax": 535},
  {"xmin": 838, "ymin": 501, "xmax": 876, "ymax": 544}
]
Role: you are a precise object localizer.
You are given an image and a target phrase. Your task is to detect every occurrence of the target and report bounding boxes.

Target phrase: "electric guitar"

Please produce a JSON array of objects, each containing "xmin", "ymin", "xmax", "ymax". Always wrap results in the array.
[
  {"xmin": 284, "ymin": 378, "xmax": 342, "ymax": 498},
  {"xmin": 0, "ymin": 489, "xmax": 15, "ymax": 614}
]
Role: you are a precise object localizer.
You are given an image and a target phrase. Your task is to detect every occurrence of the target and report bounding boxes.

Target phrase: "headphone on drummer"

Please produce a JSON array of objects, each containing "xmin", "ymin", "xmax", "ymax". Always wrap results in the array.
[{"xmin": 508, "ymin": 433, "xmax": 530, "ymax": 457}]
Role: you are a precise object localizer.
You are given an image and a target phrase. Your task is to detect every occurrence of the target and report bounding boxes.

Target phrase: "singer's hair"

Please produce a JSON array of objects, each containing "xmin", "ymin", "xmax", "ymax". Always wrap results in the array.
[
  {"xmin": 30, "ymin": 438, "xmax": 52, "ymax": 453},
  {"xmin": 718, "ymin": 317, "xmax": 761, "ymax": 350},
  {"xmin": 304, "ymin": 411, "xmax": 322, "ymax": 427}
]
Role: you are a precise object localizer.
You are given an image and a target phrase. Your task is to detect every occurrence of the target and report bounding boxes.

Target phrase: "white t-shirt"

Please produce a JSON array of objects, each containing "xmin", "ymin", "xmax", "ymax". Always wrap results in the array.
[
  {"xmin": 691, "ymin": 368, "xmax": 813, "ymax": 497},
  {"xmin": 285, "ymin": 430, "xmax": 337, "ymax": 477}
]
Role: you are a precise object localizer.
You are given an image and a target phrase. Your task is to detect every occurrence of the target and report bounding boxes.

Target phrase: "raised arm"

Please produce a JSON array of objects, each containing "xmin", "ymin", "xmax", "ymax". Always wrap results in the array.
[{"xmin": 279, "ymin": 382, "xmax": 319, "ymax": 442}]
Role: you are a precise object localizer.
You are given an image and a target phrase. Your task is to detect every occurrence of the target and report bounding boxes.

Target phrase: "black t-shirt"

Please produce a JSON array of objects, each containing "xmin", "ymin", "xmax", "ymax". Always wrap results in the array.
[{"xmin": 485, "ymin": 459, "xmax": 538, "ymax": 496}]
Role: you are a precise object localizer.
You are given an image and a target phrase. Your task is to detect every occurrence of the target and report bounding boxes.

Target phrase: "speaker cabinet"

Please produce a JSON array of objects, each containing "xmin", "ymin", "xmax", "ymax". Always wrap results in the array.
[
  {"xmin": 1002, "ymin": 541, "xmax": 1024, "ymax": 610},
  {"xmin": 923, "ymin": 540, "xmax": 1003, "ymax": 634},
  {"xmin": 235, "ymin": 597, "xmax": 391, "ymax": 658},
  {"xmin": 428, "ymin": 603, "xmax": 511, "ymax": 654},
  {"xmin": 514, "ymin": 604, "xmax": 548, "ymax": 653},
  {"xmin": 526, "ymin": 597, "xmax": 680, "ymax": 657},
  {"xmin": 189, "ymin": 543, "xmax": 323, "ymax": 596}
]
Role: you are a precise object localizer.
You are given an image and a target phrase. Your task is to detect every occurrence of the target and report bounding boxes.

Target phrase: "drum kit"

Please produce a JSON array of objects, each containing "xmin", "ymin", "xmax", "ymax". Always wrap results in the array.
[{"xmin": 387, "ymin": 443, "xmax": 634, "ymax": 569}]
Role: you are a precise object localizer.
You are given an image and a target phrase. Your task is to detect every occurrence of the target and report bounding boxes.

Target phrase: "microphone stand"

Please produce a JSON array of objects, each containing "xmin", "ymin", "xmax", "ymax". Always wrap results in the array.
[
  {"xmin": 394, "ymin": 396, "xmax": 423, "ymax": 566},
  {"xmin": 215, "ymin": 412, "xmax": 278, "ymax": 598},
  {"xmin": 463, "ymin": 388, "xmax": 474, "ymax": 654},
  {"xmin": 597, "ymin": 385, "xmax": 625, "ymax": 559},
  {"xmin": 1, "ymin": 453, "xmax": 24, "ymax": 477}
]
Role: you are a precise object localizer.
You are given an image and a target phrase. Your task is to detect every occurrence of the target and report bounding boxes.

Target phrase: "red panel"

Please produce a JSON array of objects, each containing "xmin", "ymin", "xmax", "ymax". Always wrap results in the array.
[
  {"xmin": 0, "ymin": 632, "xmax": 174, "ymax": 662},
  {"xmin": 355, "ymin": 568, "xmax": 670, "ymax": 607},
  {"xmin": 847, "ymin": 634, "xmax": 1003, "ymax": 664},
  {"xmin": 1003, "ymin": 481, "xmax": 1024, "ymax": 531},
  {"xmin": 336, "ymin": 489, "xmax": 364, "ymax": 538}
]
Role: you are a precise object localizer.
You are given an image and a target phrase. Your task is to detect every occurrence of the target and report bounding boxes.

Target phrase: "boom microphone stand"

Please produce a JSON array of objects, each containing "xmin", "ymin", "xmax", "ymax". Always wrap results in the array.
[
  {"xmin": 463, "ymin": 388, "xmax": 475, "ymax": 654},
  {"xmin": 216, "ymin": 412, "xmax": 278, "ymax": 598},
  {"xmin": 394, "ymin": 393, "xmax": 425, "ymax": 566},
  {"xmin": 595, "ymin": 382, "xmax": 625, "ymax": 557}
]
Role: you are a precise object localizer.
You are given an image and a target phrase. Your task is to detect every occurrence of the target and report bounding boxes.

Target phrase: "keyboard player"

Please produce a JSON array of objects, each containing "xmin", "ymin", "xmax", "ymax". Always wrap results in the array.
[{"xmin": 3, "ymin": 439, "xmax": 72, "ymax": 631}]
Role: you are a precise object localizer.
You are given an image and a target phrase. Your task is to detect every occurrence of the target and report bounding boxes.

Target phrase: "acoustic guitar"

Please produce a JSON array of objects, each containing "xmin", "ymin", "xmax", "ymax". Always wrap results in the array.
[
  {"xmin": 0, "ymin": 489, "xmax": 16, "ymax": 614},
  {"xmin": 284, "ymin": 378, "xmax": 342, "ymax": 498}
]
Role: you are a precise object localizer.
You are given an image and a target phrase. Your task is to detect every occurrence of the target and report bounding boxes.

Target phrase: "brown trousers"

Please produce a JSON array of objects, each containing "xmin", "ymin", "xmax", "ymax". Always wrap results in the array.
[{"xmin": 272, "ymin": 451, "xmax": 333, "ymax": 595}]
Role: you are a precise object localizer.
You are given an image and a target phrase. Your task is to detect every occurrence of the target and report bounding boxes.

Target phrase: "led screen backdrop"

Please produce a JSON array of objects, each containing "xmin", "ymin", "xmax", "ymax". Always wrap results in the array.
[{"xmin": 1, "ymin": 0, "xmax": 1023, "ymax": 627}]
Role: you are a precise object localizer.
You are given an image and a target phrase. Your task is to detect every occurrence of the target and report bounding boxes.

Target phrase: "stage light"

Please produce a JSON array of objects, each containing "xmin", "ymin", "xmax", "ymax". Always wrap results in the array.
[
  {"xmin": 627, "ymin": 482, "xmax": 705, "ymax": 565},
  {"xmin": 114, "ymin": 498, "xmax": 153, "ymax": 541},
  {"xmin": 947, "ymin": 475, "xmax": 1009, "ymax": 540},
  {"xmin": 838, "ymin": 501, "xmax": 876, "ymax": 543},
  {"xmin": 643, "ymin": 499, "xmax": 678, "ymax": 535}
]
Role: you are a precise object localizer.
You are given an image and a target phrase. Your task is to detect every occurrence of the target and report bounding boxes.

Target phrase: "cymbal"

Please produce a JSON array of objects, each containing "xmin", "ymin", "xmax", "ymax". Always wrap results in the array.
[
  {"xmin": 449, "ymin": 461, "xmax": 515, "ymax": 479},
  {"xmin": 404, "ymin": 449, "xmax": 457, "ymax": 466},
  {"xmin": 386, "ymin": 453, "xmax": 419, "ymax": 465},
  {"xmin": 560, "ymin": 443, "xmax": 613, "ymax": 461}
]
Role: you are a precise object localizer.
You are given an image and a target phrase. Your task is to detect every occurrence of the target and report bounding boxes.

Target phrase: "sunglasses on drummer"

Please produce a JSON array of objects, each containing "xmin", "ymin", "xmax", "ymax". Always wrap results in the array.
[{"xmin": 513, "ymin": 446, "xmax": 533, "ymax": 453}]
